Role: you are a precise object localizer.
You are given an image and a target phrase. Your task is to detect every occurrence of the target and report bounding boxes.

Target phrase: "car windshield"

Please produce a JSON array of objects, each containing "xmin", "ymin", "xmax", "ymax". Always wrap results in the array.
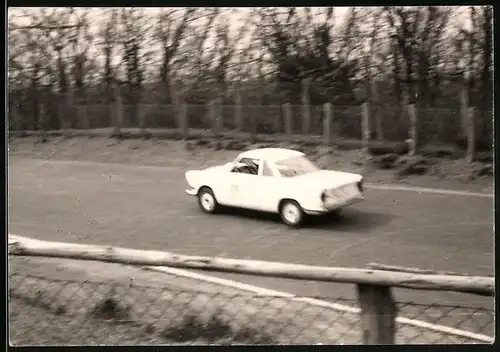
[{"xmin": 275, "ymin": 155, "xmax": 320, "ymax": 177}]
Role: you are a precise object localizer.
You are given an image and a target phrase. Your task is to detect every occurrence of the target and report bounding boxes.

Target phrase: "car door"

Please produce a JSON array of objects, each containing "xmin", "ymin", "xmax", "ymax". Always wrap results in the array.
[
  {"xmin": 249, "ymin": 159, "xmax": 282, "ymax": 212},
  {"xmin": 226, "ymin": 157, "xmax": 261, "ymax": 208}
]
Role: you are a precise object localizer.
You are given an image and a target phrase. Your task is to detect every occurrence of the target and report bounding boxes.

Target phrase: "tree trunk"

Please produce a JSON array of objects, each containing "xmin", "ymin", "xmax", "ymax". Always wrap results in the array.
[{"xmin": 322, "ymin": 103, "xmax": 332, "ymax": 145}]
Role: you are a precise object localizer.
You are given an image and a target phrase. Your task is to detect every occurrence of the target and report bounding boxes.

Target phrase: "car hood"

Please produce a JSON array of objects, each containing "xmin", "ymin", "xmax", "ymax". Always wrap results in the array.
[
  {"xmin": 201, "ymin": 163, "xmax": 233, "ymax": 173},
  {"xmin": 292, "ymin": 170, "xmax": 362, "ymax": 189},
  {"xmin": 186, "ymin": 163, "xmax": 232, "ymax": 185}
]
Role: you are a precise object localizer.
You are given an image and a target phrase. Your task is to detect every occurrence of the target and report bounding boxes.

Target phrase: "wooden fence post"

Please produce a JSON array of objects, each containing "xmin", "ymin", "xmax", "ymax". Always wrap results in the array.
[
  {"xmin": 138, "ymin": 104, "xmax": 146, "ymax": 132},
  {"xmin": 361, "ymin": 102, "xmax": 371, "ymax": 153},
  {"xmin": 112, "ymin": 82, "xmax": 123, "ymax": 135},
  {"xmin": 301, "ymin": 78, "xmax": 311, "ymax": 134},
  {"xmin": 179, "ymin": 103, "xmax": 189, "ymax": 139},
  {"xmin": 249, "ymin": 104, "xmax": 257, "ymax": 143},
  {"xmin": 235, "ymin": 91, "xmax": 243, "ymax": 132},
  {"xmin": 67, "ymin": 89, "xmax": 75, "ymax": 130},
  {"xmin": 407, "ymin": 104, "xmax": 418, "ymax": 156},
  {"xmin": 11, "ymin": 103, "xmax": 21, "ymax": 133},
  {"xmin": 274, "ymin": 105, "xmax": 282, "ymax": 133},
  {"xmin": 217, "ymin": 97, "xmax": 223, "ymax": 135},
  {"xmin": 211, "ymin": 97, "xmax": 223, "ymax": 137},
  {"xmin": 282, "ymin": 103, "xmax": 292, "ymax": 139},
  {"xmin": 323, "ymin": 103, "xmax": 332, "ymax": 146},
  {"xmin": 357, "ymin": 284, "xmax": 397, "ymax": 344},
  {"xmin": 39, "ymin": 100, "xmax": 47, "ymax": 138},
  {"xmin": 79, "ymin": 105, "xmax": 90, "ymax": 130},
  {"xmin": 58, "ymin": 91, "xmax": 72, "ymax": 133},
  {"xmin": 207, "ymin": 99, "xmax": 214, "ymax": 134},
  {"xmin": 467, "ymin": 107, "xmax": 476, "ymax": 163},
  {"xmin": 282, "ymin": 103, "xmax": 293, "ymax": 141}
]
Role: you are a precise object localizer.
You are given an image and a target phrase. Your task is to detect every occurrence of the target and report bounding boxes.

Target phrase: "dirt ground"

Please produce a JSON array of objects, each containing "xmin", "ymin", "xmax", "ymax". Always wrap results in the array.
[{"xmin": 7, "ymin": 134, "xmax": 494, "ymax": 194}]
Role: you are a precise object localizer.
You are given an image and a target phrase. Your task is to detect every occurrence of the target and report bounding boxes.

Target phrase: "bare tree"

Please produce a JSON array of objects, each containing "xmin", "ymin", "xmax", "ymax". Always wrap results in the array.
[
  {"xmin": 94, "ymin": 9, "xmax": 125, "ymax": 132},
  {"xmin": 180, "ymin": 8, "xmax": 220, "ymax": 102},
  {"xmin": 119, "ymin": 8, "xmax": 152, "ymax": 126},
  {"xmin": 384, "ymin": 6, "xmax": 452, "ymax": 151},
  {"xmin": 479, "ymin": 6, "xmax": 493, "ymax": 146},
  {"xmin": 361, "ymin": 8, "xmax": 385, "ymax": 140},
  {"xmin": 66, "ymin": 9, "xmax": 94, "ymax": 108},
  {"xmin": 9, "ymin": 8, "xmax": 76, "ymax": 130},
  {"xmin": 155, "ymin": 8, "xmax": 197, "ymax": 104}
]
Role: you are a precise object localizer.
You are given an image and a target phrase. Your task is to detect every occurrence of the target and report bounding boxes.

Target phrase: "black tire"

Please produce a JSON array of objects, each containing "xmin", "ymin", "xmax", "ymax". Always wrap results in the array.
[
  {"xmin": 279, "ymin": 200, "xmax": 304, "ymax": 227},
  {"xmin": 197, "ymin": 187, "xmax": 219, "ymax": 214},
  {"xmin": 332, "ymin": 209, "xmax": 343, "ymax": 217}
]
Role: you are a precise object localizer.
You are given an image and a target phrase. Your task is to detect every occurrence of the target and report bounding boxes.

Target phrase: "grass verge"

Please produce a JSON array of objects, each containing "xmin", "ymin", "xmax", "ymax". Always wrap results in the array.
[{"xmin": 9, "ymin": 128, "xmax": 493, "ymax": 193}]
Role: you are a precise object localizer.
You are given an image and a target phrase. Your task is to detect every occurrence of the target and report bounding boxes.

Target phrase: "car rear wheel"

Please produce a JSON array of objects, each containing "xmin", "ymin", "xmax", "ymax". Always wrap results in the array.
[
  {"xmin": 279, "ymin": 200, "xmax": 304, "ymax": 227},
  {"xmin": 198, "ymin": 187, "xmax": 219, "ymax": 214}
]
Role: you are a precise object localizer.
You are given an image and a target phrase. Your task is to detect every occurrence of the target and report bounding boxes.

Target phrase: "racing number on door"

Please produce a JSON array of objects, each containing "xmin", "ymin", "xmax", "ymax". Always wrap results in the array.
[{"xmin": 231, "ymin": 184, "xmax": 238, "ymax": 195}]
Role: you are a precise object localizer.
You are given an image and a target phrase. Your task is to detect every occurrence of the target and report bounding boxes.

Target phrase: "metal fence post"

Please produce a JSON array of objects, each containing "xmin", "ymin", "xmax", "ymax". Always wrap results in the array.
[
  {"xmin": 322, "ymin": 103, "xmax": 332, "ymax": 146},
  {"xmin": 356, "ymin": 284, "xmax": 397, "ymax": 344}
]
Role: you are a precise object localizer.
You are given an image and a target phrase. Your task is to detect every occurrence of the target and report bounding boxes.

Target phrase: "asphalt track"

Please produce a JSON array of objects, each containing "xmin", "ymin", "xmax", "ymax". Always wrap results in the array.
[{"xmin": 9, "ymin": 157, "xmax": 494, "ymax": 318}]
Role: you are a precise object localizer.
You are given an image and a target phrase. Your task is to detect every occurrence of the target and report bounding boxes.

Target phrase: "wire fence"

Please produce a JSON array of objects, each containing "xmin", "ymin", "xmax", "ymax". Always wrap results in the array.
[
  {"xmin": 9, "ymin": 272, "xmax": 494, "ymax": 346},
  {"xmin": 8, "ymin": 102, "xmax": 493, "ymax": 147}
]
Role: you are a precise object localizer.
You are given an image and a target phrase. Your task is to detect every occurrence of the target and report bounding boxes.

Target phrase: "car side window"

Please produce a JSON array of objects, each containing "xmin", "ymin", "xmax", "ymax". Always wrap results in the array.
[
  {"xmin": 262, "ymin": 160, "xmax": 274, "ymax": 177},
  {"xmin": 232, "ymin": 158, "xmax": 260, "ymax": 175}
]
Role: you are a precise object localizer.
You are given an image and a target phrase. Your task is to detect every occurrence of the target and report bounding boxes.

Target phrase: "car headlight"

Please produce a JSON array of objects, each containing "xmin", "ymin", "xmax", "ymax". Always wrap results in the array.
[{"xmin": 357, "ymin": 179, "xmax": 364, "ymax": 192}]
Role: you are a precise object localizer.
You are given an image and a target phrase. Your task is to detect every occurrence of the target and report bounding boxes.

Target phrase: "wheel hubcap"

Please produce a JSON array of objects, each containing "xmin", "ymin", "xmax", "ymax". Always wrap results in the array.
[
  {"xmin": 201, "ymin": 193, "xmax": 214, "ymax": 211},
  {"xmin": 283, "ymin": 204, "xmax": 299, "ymax": 224}
]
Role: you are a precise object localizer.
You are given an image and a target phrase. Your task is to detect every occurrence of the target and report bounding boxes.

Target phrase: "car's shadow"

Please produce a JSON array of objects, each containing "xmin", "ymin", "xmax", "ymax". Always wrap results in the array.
[
  {"xmin": 215, "ymin": 206, "xmax": 396, "ymax": 232},
  {"xmin": 308, "ymin": 209, "xmax": 396, "ymax": 232}
]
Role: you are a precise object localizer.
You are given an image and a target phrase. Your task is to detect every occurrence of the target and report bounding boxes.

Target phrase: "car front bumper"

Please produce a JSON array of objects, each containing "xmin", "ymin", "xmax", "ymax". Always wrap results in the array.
[{"xmin": 185, "ymin": 187, "xmax": 197, "ymax": 195}]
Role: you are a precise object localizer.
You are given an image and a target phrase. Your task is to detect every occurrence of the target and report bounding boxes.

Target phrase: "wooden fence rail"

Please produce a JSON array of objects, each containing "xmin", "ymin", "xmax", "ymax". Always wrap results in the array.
[{"xmin": 8, "ymin": 235, "xmax": 494, "ymax": 344}]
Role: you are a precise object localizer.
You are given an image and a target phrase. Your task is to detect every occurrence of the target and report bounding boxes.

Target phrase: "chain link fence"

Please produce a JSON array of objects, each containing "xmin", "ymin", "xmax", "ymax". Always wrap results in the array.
[{"xmin": 9, "ymin": 272, "xmax": 494, "ymax": 346}]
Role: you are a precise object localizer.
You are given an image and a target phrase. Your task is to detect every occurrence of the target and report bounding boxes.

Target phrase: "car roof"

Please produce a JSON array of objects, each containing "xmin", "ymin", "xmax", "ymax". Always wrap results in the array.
[{"xmin": 238, "ymin": 148, "xmax": 304, "ymax": 162}]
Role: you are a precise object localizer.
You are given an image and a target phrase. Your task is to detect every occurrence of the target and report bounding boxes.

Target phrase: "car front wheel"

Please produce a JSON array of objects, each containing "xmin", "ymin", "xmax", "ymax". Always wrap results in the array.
[
  {"xmin": 279, "ymin": 200, "xmax": 304, "ymax": 227},
  {"xmin": 198, "ymin": 187, "xmax": 219, "ymax": 214}
]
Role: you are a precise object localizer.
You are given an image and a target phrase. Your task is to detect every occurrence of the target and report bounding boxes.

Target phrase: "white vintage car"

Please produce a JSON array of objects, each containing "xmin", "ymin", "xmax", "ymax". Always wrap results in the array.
[{"xmin": 185, "ymin": 148, "xmax": 364, "ymax": 227}]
